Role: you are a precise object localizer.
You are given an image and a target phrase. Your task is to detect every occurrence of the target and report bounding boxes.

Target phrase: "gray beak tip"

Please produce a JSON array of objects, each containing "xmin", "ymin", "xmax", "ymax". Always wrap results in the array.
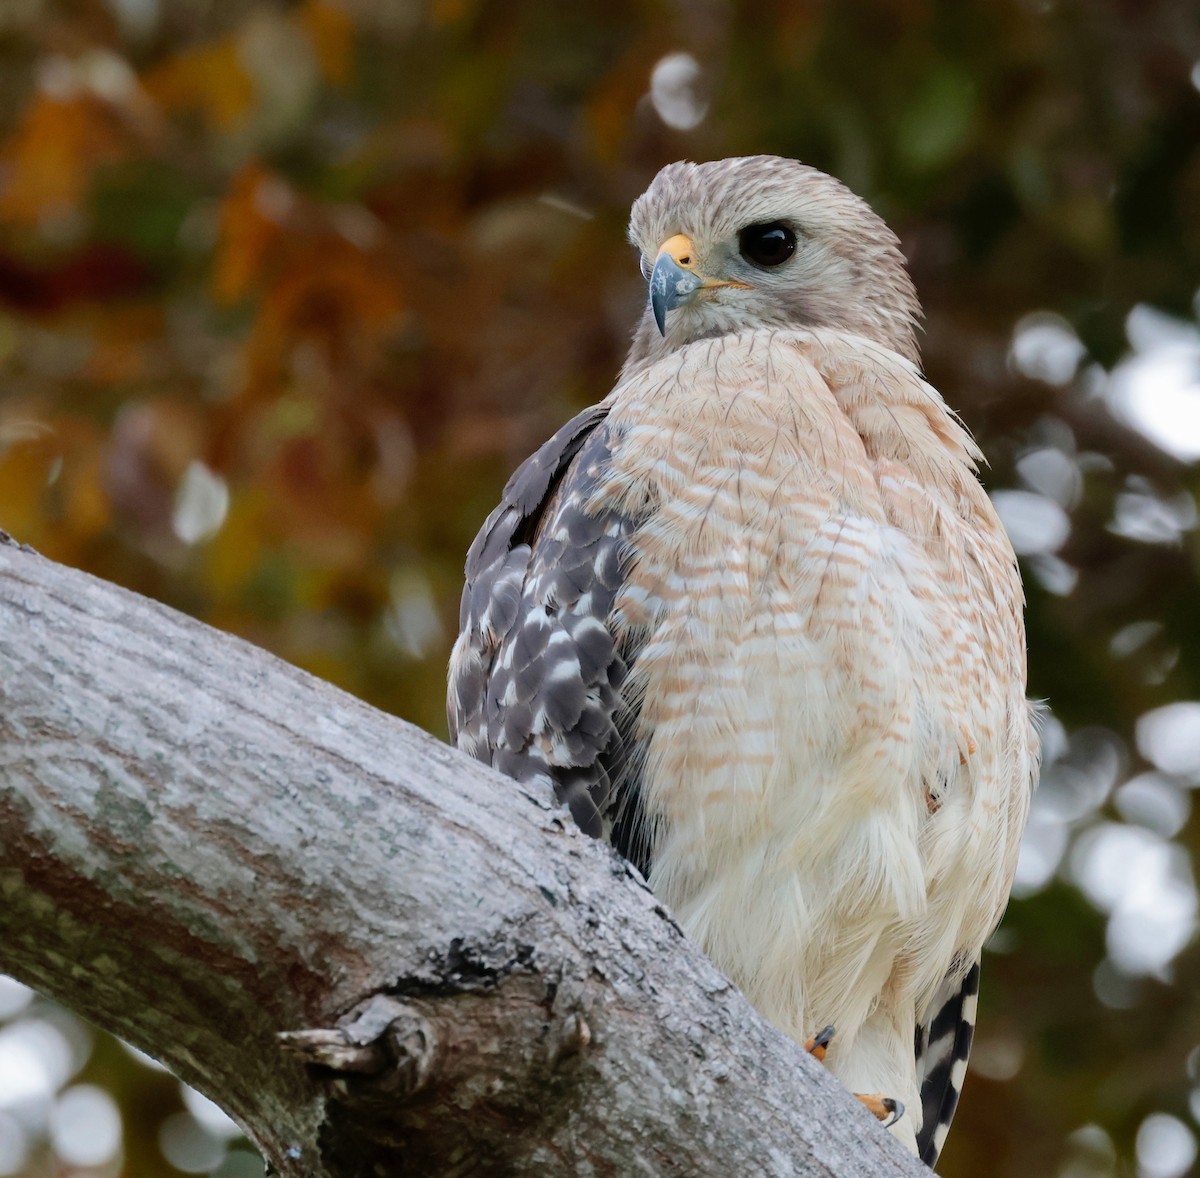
[
  {"xmin": 652, "ymin": 291, "xmax": 668, "ymax": 336},
  {"xmin": 648, "ymin": 253, "xmax": 701, "ymax": 338}
]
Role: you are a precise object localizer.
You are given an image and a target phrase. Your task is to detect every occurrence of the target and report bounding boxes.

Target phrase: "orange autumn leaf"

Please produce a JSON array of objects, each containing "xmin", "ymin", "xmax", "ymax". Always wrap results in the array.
[
  {"xmin": 429, "ymin": 0, "xmax": 480, "ymax": 26},
  {"xmin": 0, "ymin": 95, "xmax": 125, "ymax": 224},
  {"xmin": 61, "ymin": 446, "xmax": 113, "ymax": 542},
  {"xmin": 584, "ymin": 49, "xmax": 656, "ymax": 164},
  {"xmin": 298, "ymin": 0, "xmax": 355, "ymax": 87},
  {"xmin": 265, "ymin": 240, "xmax": 404, "ymax": 334},
  {"xmin": 212, "ymin": 163, "xmax": 289, "ymax": 305},
  {"xmin": 85, "ymin": 305, "xmax": 169, "ymax": 385},
  {"xmin": 242, "ymin": 237, "xmax": 405, "ymax": 394}
]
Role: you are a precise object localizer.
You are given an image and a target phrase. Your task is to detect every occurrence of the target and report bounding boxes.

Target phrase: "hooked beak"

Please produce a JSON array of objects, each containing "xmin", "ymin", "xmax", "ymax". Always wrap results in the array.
[{"xmin": 648, "ymin": 234, "xmax": 750, "ymax": 336}]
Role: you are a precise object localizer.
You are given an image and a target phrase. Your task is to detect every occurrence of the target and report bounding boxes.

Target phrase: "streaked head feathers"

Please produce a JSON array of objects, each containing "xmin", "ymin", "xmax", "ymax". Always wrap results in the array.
[{"xmin": 625, "ymin": 155, "xmax": 921, "ymax": 370}]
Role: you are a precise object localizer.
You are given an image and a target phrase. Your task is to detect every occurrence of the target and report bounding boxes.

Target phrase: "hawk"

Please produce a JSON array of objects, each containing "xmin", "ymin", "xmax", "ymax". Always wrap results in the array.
[{"xmin": 448, "ymin": 155, "xmax": 1038, "ymax": 1166}]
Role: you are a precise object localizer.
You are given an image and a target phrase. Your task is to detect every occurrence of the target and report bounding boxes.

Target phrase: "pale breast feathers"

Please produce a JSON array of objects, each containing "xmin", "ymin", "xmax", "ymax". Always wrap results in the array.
[{"xmin": 449, "ymin": 327, "xmax": 1036, "ymax": 1165}]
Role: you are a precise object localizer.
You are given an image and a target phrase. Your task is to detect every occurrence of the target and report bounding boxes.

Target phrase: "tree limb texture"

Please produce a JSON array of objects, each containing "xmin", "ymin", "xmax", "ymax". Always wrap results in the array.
[{"xmin": 0, "ymin": 533, "xmax": 927, "ymax": 1178}]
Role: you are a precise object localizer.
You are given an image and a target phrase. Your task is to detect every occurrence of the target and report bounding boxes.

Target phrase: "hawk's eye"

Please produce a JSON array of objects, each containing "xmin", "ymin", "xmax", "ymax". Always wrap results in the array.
[{"xmin": 738, "ymin": 222, "xmax": 796, "ymax": 268}]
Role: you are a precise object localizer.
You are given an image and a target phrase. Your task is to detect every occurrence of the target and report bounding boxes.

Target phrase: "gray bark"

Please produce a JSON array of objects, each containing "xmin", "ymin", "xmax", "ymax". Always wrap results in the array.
[{"xmin": 0, "ymin": 532, "xmax": 928, "ymax": 1177}]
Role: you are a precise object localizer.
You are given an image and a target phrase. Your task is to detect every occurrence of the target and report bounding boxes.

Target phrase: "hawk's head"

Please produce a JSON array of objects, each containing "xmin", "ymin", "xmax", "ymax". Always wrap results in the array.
[{"xmin": 625, "ymin": 156, "xmax": 922, "ymax": 371}]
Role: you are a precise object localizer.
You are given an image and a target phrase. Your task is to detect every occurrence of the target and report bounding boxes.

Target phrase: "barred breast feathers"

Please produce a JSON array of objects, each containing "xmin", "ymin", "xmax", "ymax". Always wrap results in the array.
[
  {"xmin": 450, "ymin": 320, "xmax": 1037, "ymax": 1163},
  {"xmin": 594, "ymin": 326, "xmax": 1034, "ymax": 1154}
]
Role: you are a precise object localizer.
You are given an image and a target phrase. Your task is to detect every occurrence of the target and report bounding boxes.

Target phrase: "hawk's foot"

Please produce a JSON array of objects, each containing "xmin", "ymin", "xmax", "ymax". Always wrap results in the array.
[
  {"xmin": 803, "ymin": 1026, "xmax": 905, "ymax": 1129},
  {"xmin": 856, "ymin": 1093, "xmax": 905, "ymax": 1129},
  {"xmin": 803, "ymin": 1023, "xmax": 836, "ymax": 1063}
]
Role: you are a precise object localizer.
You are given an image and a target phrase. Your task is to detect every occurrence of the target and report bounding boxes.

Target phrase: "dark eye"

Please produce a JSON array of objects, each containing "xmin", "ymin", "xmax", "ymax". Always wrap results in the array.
[{"xmin": 738, "ymin": 222, "xmax": 796, "ymax": 268}]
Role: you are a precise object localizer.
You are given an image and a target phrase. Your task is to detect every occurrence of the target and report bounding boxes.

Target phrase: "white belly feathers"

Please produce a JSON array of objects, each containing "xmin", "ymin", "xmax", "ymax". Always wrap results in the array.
[{"xmin": 594, "ymin": 329, "xmax": 1034, "ymax": 1124}]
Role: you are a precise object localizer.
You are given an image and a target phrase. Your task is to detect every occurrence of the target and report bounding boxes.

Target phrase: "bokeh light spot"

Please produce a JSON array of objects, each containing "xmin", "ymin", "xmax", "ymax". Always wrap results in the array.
[
  {"xmin": 991, "ymin": 489, "xmax": 1071, "ymax": 555},
  {"xmin": 649, "ymin": 53, "xmax": 708, "ymax": 130},
  {"xmin": 1136, "ymin": 1113, "xmax": 1197, "ymax": 1178},
  {"xmin": 1137, "ymin": 704, "xmax": 1200, "ymax": 780},
  {"xmin": 159, "ymin": 1111, "xmax": 226, "ymax": 1173},
  {"xmin": 49, "ymin": 1085, "xmax": 122, "ymax": 1167}
]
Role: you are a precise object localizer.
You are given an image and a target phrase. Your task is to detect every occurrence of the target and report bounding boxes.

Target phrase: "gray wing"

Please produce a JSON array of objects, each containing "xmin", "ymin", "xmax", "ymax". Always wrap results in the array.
[
  {"xmin": 914, "ymin": 959, "xmax": 980, "ymax": 1168},
  {"xmin": 448, "ymin": 405, "xmax": 654, "ymax": 874}
]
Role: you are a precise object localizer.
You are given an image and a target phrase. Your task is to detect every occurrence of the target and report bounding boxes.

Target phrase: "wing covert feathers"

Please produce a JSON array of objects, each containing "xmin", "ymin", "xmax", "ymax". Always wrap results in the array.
[{"xmin": 448, "ymin": 404, "xmax": 652, "ymax": 871}]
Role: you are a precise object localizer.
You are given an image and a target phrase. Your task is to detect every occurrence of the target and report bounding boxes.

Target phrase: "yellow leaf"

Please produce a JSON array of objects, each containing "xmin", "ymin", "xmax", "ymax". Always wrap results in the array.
[
  {"xmin": 0, "ymin": 426, "xmax": 58, "ymax": 540},
  {"xmin": 62, "ymin": 449, "xmax": 112, "ymax": 540},
  {"xmin": 142, "ymin": 35, "xmax": 254, "ymax": 131},
  {"xmin": 205, "ymin": 491, "xmax": 267, "ymax": 598}
]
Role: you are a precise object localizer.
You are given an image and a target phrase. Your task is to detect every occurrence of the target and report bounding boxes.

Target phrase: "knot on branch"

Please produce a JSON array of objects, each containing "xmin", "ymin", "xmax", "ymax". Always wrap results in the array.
[
  {"xmin": 279, "ymin": 995, "xmax": 439, "ymax": 1100},
  {"xmin": 0, "ymin": 529, "xmax": 37, "ymax": 554},
  {"xmin": 277, "ymin": 961, "xmax": 599, "ymax": 1176}
]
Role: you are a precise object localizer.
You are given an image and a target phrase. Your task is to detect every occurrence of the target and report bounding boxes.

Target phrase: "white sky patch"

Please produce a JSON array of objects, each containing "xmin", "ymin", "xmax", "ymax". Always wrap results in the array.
[
  {"xmin": 1012, "ymin": 794, "xmax": 1070, "ymax": 897},
  {"xmin": 0, "ymin": 1021, "xmax": 74, "ymax": 1107},
  {"xmin": 1105, "ymin": 304, "xmax": 1200, "ymax": 462},
  {"xmin": 1060, "ymin": 1124, "xmax": 1117, "ymax": 1177},
  {"xmin": 0, "ymin": 980, "xmax": 31, "ymax": 1022},
  {"xmin": 1010, "ymin": 312, "xmax": 1087, "ymax": 385},
  {"xmin": 1115, "ymin": 773, "xmax": 1191, "ymax": 839},
  {"xmin": 650, "ymin": 53, "xmax": 708, "ymax": 131},
  {"xmin": 1129, "ymin": 302, "xmax": 1200, "ymax": 352},
  {"xmin": 181, "ymin": 1083, "xmax": 241, "ymax": 1139},
  {"xmin": 1137, "ymin": 1113, "xmax": 1197, "ymax": 1178},
  {"xmin": 1039, "ymin": 710, "xmax": 1070, "ymax": 763},
  {"xmin": 1038, "ymin": 727, "xmax": 1123, "ymax": 826},
  {"xmin": 159, "ymin": 1111, "xmax": 227, "ymax": 1173},
  {"xmin": 1017, "ymin": 446, "xmax": 1083, "ymax": 508},
  {"xmin": 384, "ymin": 569, "xmax": 444, "ymax": 659},
  {"xmin": 0, "ymin": 1112, "xmax": 28, "ymax": 1177},
  {"xmin": 1028, "ymin": 553, "xmax": 1078, "ymax": 596},
  {"xmin": 969, "ymin": 1035, "xmax": 1024, "ymax": 1081},
  {"xmin": 1069, "ymin": 823, "xmax": 1197, "ymax": 976},
  {"xmin": 173, "ymin": 460, "xmax": 229, "ymax": 545},
  {"xmin": 1111, "ymin": 620, "xmax": 1162, "ymax": 658},
  {"xmin": 49, "ymin": 1085, "xmax": 122, "ymax": 1167},
  {"xmin": 1012, "ymin": 712, "xmax": 1082, "ymax": 898},
  {"xmin": 1070, "ymin": 824, "xmax": 1164, "ymax": 912},
  {"xmin": 991, "ymin": 489, "xmax": 1071, "ymax": 555},
  {"xmin": 1136, "ymin": 702, "xmax": 1200, "ymax": 779},
  {"xmin": 1014, "ymin": 446, "xmax": 1084, "ymax": 592},
  {"xmin": 1110, "ymin": 477, "xmax": 1197, "ymax": 545}
]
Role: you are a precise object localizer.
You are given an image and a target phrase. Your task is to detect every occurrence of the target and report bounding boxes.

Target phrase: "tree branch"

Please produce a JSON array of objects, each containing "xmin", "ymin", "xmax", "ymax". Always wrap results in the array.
[{"xmin": 0, "ymin": 533, "xmax": 927, "ymax": 1177}]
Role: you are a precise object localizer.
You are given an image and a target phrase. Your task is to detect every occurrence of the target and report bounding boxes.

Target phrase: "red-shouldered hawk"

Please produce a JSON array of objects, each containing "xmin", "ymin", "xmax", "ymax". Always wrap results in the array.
[{"xmin": 448, "ymin": 155, "xmax": 1038, "ymax": 1165}]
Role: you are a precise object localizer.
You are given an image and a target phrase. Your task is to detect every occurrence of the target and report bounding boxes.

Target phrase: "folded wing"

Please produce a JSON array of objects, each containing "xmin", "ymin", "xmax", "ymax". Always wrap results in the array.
[{"xmin": 448, "ymin": 405, "xmax": 654, "ymax": 874}]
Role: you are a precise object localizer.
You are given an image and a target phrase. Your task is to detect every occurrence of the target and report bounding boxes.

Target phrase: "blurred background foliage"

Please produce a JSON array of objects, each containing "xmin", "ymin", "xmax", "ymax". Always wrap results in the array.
[{"xmin": 1, "ymin": 0, "xmax": 1199, "ymax": 1175}]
